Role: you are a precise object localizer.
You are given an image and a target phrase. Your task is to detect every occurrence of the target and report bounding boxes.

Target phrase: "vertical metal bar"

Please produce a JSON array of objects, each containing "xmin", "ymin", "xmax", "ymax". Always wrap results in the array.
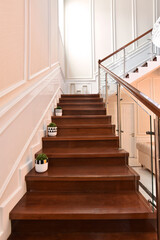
[
  {"xmin": 154, "ymin": 117, "xmax": 160, "ymax": 240},
  {"xmin": 151, "ymin": 42, "xmax": 154, "ymax": 61},
  {"xmin": 105, "ymin": 73, "xmax": 108, "ymax": 115},
  {"xmin": 123, "ymin": 48, "xmax": 126, "ymax": 78},
  {"xmin": 150, "ymin": 115, "xmax": 154, "ymax": 211},
  {"xmin": 117, "ymin": 83, "xmax": 122, "ymax": 148},
  {"xmin": 98, "ymin": 60, "xmax": 101, "ymax": 94}
]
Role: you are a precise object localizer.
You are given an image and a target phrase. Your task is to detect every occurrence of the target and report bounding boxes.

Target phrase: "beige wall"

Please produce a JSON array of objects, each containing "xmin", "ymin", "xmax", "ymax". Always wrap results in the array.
[
  {"xmin": 0, "ymin": 1, "xmax": 65, "ymax": 239},
  {"xmin": 0, "ymin": 0, "xmax": 61, "ymax": 106}
]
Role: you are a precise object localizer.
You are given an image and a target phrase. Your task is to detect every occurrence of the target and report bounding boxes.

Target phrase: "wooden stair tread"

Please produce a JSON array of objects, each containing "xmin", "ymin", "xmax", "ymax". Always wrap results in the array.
[
  {"xmin": 10, "ymin": 192, "xmax": 154, "ymax": 220},
  {"xmin": 8, "ymin": 232, "xmax": 157, "ymax": 240},
  {"xmin": 26, "ymin": 165, "xmax": 139, "ymax": 181}
]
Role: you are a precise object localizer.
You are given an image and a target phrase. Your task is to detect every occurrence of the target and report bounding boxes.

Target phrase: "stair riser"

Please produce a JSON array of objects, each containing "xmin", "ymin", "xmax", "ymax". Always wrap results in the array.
[
  {"xmin": 61, "ymin": 94, "xmax": 99, "ymax": 98},
  {"xmin": 26, "ymin": 180, "xmax": 138, "ymax": 193},
  {"xmin": 42, "ymin": 139, "xmax": 119, "ymax": 151},
  {"xmin": 56, "ymin": 127, "xmax": 115, "ymax": 136},
  {"xmin": 11, "ymin": 219, "xmax": 156, "ymax": 233},
  {"xmin": 57, "ymin": 103, "xmax": 105, "ymax": 108},
  {"xmin": 52, "ymin": 117, "xmax": 111, "ymax": 124},
  {"xmin": 62, "ymin": 109, "xmax": 106, "ymax": 115},
  {"xmin": 59, "ymin": 99, "xmax": 103, "ymax": 103},
  {"xmin": 49, "ymin": 157, "xmax": 128, "ymax": 167}
]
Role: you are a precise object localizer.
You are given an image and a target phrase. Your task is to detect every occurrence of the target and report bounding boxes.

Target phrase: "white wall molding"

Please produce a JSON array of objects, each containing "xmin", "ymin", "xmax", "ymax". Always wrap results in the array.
[
  {"xmin": 0, "ymin": 67, "xmax": 60, "ymax": 119},
  {"xmin": 65, "ymin": 0, "xmax": 93, "ymax": 80},
  {"xmin": 0, "ymin": 66, "xmax": 60, "ymax": 200},
  {"xmin": 28, "ymin": 0, "xmax": 50, "ymax": 81},
  {"xmin": 0, "ymin": 80, "xmax": 26, "ymax": 98},
  {"xmin": 0, "ymin": 0, "xmax": 28, "ymax": 98},
  {"xmin": 29, "ymin": 67, "xmax": 50, "ymax": 81}
]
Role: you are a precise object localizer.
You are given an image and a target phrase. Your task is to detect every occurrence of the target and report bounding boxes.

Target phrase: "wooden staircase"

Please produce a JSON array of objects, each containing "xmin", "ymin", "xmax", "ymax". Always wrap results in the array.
[{"xmin": 8, "ymin": 94, "xmax": 157, "ymax": 240}]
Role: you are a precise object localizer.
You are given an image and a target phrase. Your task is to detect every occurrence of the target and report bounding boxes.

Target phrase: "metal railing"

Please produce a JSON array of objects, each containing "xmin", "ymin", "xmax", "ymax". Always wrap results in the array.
[{"xmin": 98, "ymin": 28, "xmax": 160, "ymax": 239}]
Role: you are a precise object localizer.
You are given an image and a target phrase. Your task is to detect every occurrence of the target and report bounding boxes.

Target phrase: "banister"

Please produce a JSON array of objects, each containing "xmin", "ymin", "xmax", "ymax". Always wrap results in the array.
[
  {"xmin": 100, "ymin": 63, "xmax": 160, "ymax": 117},
  {"xmin": 100, "ymin": 28, "xmax": 152, "ymax": 63}
]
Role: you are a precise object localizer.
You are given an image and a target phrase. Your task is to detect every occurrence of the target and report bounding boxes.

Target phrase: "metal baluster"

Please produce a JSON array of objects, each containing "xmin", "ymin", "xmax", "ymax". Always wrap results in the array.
[
  {"xmin": 105, "ymin": 73, "xmax": 108, "ymax": 115},
  {"xmin": 117, "ymin": 83, "xmax": 122, "ymax": 148},
  {"xmin": 98, "ymin": 60, "xmax": 101, "ymax": 94},
  {"xmin": 123, "ymin": 48, "xmax": 126, "ymax": 78},
  {"xmin": 154, "ymin": 117, "xmax": 160, "ymax": 240}
]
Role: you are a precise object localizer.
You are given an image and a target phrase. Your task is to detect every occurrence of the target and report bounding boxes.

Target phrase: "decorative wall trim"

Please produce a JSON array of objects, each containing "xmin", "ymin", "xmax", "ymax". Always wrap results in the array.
[
  {"xmin": 0, "ymin": 80, "xmax": 26, "ymax": 98},
  {"xmin": 0, "ymin": 68, "xmax": 59, "ymax": 119},
  {"xmin": 28, "ymin": 0, "xmax": 50, "ymax": 81},
  {"xmin": 0, "ymin": 68, "xmax": 60, "ymax": 199},
  {"xmin": 29, "ymin": 67, "xmax": 50, "ymax": 81},
  {"xmin": 66, "ymin": 0, "xmax": 93, "ymax": 80},
  {"xmin": 112, "ymin": 0, "xmax": 116, "ymax": 52},
  {"xmin": 51, "ymin": 61, "xmax": 59, "ymax": 68},
  {"xmin": 0, "ymin": 0, "xmax": 27, "ymax": 98},
  {"xmin": 49, "ymin": 0, "xmax": 51, "ymax": 68}
]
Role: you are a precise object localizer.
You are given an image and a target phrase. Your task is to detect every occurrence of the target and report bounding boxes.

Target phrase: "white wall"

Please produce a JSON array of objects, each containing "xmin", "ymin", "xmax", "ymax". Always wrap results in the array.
[{"xmin": 64, "ymin": 0, "xmax": 159, "ymax": 93}]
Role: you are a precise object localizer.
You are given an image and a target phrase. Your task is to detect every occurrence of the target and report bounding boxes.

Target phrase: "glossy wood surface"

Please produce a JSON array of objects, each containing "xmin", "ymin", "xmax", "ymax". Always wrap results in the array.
[{"xmin": 8, "ymin": 94, "xmax": 156, "ymax": 239}]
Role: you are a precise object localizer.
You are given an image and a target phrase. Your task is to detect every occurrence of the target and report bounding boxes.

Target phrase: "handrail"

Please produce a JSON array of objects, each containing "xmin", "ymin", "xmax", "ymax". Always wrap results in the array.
[
  {"xmin": 100, "ymin": 28, "xmax": 152, "ymax": 63},
  {"xmin": 100, "ymin": 63, "xmax": 160, "ymax": 117}
]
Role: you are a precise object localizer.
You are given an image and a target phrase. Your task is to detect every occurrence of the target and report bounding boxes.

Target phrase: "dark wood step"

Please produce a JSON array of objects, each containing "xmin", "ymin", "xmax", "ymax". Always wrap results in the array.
[
  {"xmin": 10, "ymin": 192, "xmax": 155, "ymax": 220},
  {"xmin": 8, "ymin": 232, "xmax": 157, "ymax": 240},
  {"xmin": 57, "ymin": 102, "xmax": 105, "ymax": 108},
  {"xmin": 9, "ymin": 219, "xmax": 156, "ymax": 236},
  {"xmin": 59, "ymin": 98, "xmax": 104, "ymax": 103},
  {"xmin": 52, "ymin": 115, "xmax": 111, "ymax": 124},
  {"xmin": 26, "ymin": 165, "xmax": 139, "ymax": 193},
  {"xmin": 61, "ymin": 94, "xmax": 100, "ymax": 98},
  {"xmin": 36, "ymin": 149, "xmax": 129, "ymax": 166},
  {"xmin": 42, "ymin": 136, "xmax": 119, "ymax": 152},
  {"xmin": 62, "ymin": 108, "xmax": 106, "ymax": 115},
  {"xmin": 55, "ymin": 124, "xmax": 115, "ymax": 136}
]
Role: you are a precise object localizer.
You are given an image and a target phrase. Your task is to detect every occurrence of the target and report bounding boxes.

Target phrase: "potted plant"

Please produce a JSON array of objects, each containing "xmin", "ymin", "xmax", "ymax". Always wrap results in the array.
[
  {"xmin": 55, "ymin": 106, "xmax": 62, "ymax": 116},
  {"xmin": 47, "ymin": 122, "xmax": 57, "ymax": 136},
  {"xmin": 35, "ymin": 153, "xmax": 48, "ymax": 173}
]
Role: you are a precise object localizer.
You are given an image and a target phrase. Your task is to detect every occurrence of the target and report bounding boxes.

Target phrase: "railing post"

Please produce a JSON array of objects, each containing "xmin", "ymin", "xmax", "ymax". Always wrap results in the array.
[
  {"xmin": 98, "ymin": 60, "xmax": 101, "ymax": 94},
  {"xmin": 154, "ymin": 117, "xmax": 160, "ymax": 240},
  {"xmin": 151, "ymin": 42, "xmax": 154, "ymax": 61},
  {"xmin": 123, "ymin": 48, "xmax": 126, "ymax": 78},
  {"xmin": 117, "ymin": 83, "xmax": 122, "ymax": 148},
  {"xmin": 105, "ymin": 73, "xmax": 108, "ymax": 115}
]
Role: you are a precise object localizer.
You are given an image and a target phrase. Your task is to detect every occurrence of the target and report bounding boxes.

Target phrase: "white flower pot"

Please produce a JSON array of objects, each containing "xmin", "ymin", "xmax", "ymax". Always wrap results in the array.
[
  {"xmin": 35, "ymin": 161, "xmax": 48, "ymax": 173},
  {"xmin": 48, "ymin": 126, "xmax": 57, "ymax": 136},
  {"xmin": 55, "ymin": 109, "xmax": 62, "ymax": 116}
]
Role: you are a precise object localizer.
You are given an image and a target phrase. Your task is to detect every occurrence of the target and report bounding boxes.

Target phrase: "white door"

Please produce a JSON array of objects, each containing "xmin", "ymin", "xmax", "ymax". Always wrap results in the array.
[{"xmin": 121, "ymin": 103, "xmax": 135, "ymax": 157}]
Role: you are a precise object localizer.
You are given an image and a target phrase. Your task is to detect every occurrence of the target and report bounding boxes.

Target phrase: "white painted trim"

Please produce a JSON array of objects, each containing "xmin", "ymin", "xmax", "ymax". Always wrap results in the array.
[
  {"xmin": 0, "ymin": 0, "xmax": 27, "ymax": 98},
  {"xmin": 48, "ymin": 0, "xmax": 51, "ymax": 68},
  {"xmin": 0, "ymin": 68, "xmax": 60, "ymax": 135},
  {"xmin": 0, "ymin": 86, "xmax": 61, "ymax": 199},
  {"xmin": 66, "ymin": 0, "xmax": 93, "ymax": 80},
  {"xmin": 28, "ymin": 0, "xmax": 31, "ymax": 81},
  {"xmin": 112, "ymin": 0, "xmax": 116, "ymax": 52},
  {"xmin": 28, "ymin": 0, "xmax": 50, "ymax": 81},
  {"xmin": 0, "ymin": 67, "xmax": 60, "ymax": 118},
  {"xmin": 29, "ymin": 66, "xmax": 50, "ymax": 80},
  {"xmin": 0, "ymin": 80, "xmax": 26, "ymax": 98},
  {"xmin": 51, "ymin": 61, "xmax": 59, "ymax": 68},
  {"xmin": 24, "ymin": 0, "xmax": 28, "ymax": 82},
  {"xmin": 90, "ymin": 0, "xmax": 94, "ymax": 79}
]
